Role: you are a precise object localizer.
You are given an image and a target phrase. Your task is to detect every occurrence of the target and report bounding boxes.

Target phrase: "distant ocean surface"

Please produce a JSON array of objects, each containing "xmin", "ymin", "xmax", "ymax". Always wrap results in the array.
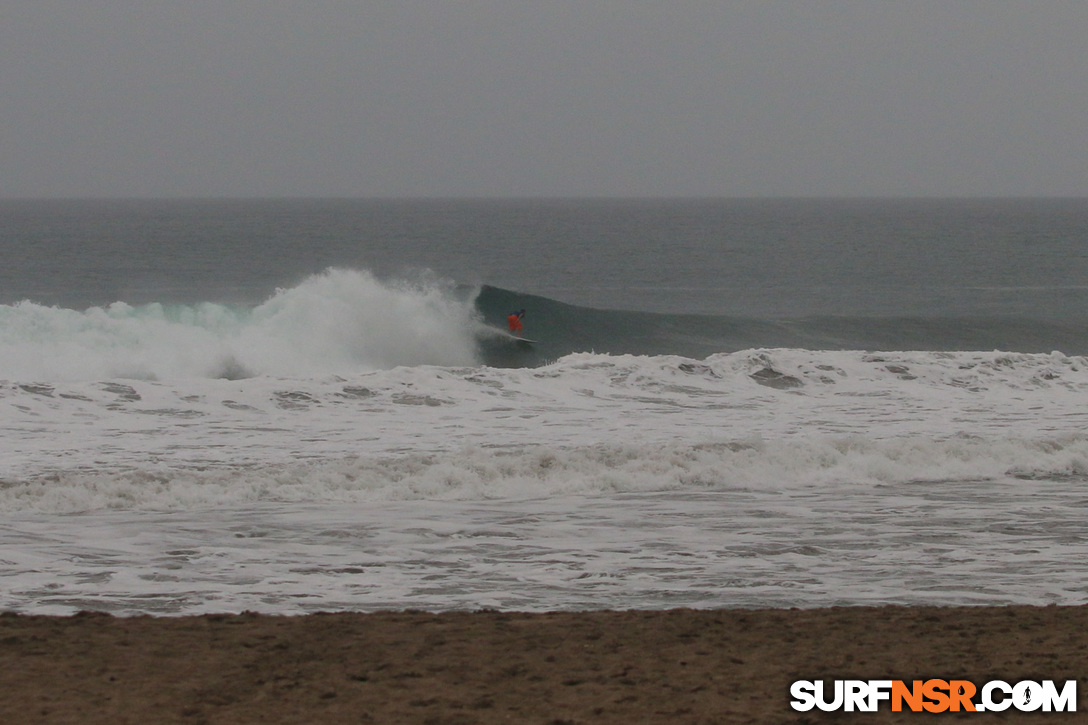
[{"xmin": 1, "ymin": 198, "xmax": 1087, "ymax": 615}]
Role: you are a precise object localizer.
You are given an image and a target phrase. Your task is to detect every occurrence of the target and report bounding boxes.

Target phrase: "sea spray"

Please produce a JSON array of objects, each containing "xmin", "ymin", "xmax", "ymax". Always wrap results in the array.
[{"xmin": 0, "ymin": 269, "xmax": 481, "ymax": 380}]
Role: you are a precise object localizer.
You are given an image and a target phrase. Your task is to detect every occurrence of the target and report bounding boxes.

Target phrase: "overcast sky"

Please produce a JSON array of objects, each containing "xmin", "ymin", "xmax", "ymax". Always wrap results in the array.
[{"xmin": 2, "ymin": 1, "xmax": 1085, "ymax": 198}]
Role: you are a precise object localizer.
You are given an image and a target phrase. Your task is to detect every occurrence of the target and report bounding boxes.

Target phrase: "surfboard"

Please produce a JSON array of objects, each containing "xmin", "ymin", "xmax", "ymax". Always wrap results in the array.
[
  {"xmin": 500, "ymin": 331, "xmax": 537, "ymax": 344},
  {"xmin": 489, "ymin": 325, "xmax": 537, "ymax": 344}
]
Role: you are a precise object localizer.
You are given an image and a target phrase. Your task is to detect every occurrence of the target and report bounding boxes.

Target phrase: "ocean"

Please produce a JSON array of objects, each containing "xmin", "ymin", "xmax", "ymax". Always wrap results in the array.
[{"xmin": 1, "ymin": 198, "xmax": 1087, "ymax": 615}]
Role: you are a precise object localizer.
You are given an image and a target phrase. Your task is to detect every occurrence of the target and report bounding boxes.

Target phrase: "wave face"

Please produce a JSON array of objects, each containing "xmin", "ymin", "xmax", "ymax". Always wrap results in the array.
[
  {"xmin": 475, "ymin": 285, "xmax": 1088, "ymax": 364},
  {"xmin": 0, "ymin": 269, "xmax": 481, "ymax": 381}
]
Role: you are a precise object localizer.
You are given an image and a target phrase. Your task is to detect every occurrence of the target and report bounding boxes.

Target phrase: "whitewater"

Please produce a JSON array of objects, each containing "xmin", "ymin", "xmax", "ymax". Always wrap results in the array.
[{"xmin": 2, "ymin": 269, "xmax": 1087, "ymax": 615}]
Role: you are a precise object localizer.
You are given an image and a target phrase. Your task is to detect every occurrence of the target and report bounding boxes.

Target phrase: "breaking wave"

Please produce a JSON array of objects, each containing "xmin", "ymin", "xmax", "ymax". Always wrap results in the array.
[{"xmin": 0, "ymin": 269, "xmax": 482, "ymax": 380}]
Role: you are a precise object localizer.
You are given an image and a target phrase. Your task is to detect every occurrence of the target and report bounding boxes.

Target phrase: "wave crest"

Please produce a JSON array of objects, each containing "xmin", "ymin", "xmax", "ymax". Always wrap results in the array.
[{"xmin": 0, "ymin": 269, "xmax": 481, "ymax": 380}]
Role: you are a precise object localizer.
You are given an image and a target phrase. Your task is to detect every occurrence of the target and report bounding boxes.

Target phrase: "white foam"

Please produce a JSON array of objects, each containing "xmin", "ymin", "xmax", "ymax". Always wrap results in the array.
[
  {"xmin": 4, "ymin": 347, "xmax": 1088, "ymax": 613},
  {"xmin": 5, "ymin": 479, "xmax": 1086, "ymax": 615},
  {"xmin": 0, "ymin": 268, "xmax": 481, "ymax": 380},
  {"xmin": 1, "ymin": 348, "xmax": 1087, "ymax": 512},
  {"xmin": 4, "ymin": 435, "xmax": 1087, "ymax": 515}
]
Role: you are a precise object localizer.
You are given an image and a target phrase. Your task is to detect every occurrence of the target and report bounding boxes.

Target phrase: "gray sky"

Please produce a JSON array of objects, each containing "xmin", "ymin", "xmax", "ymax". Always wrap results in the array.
[{"xmin": 2, "ymin": 1, "xmax": 1085, "ymax": 198}]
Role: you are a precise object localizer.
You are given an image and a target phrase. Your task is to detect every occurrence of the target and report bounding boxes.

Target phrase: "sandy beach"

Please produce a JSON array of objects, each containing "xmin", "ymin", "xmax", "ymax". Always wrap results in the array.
[{"xmin": 2, "ymin": 605, "xmax": 1085, "ymax": 724}]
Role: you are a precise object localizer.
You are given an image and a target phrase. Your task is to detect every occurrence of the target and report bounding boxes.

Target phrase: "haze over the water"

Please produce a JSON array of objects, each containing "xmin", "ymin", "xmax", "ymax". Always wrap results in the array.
[{"xmin": 2, "ymin": 1, "xmax": 1085, "ymax": 199}]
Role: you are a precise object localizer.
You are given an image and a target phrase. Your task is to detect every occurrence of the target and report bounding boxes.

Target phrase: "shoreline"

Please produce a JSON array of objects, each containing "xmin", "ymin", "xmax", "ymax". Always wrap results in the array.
[{"xmin": 2, "ymin": 604, "xmax": 1086, "ymax": 723}]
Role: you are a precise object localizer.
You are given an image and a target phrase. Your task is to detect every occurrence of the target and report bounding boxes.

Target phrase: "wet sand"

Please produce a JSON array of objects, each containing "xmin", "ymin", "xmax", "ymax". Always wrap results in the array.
[{"xmin": 1, "ymin": 605, "xmax": 1086, "ymax": 724}]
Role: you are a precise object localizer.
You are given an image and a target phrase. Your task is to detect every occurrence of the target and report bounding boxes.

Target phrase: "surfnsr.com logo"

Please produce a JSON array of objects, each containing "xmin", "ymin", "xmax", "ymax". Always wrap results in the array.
[{"xmin": 790, "ymin": 679, "xmax": 1077, "ymax": 713}]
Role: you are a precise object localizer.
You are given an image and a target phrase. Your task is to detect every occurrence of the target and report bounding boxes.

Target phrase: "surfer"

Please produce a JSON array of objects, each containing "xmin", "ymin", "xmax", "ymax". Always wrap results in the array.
[{"xmin": 507, "ymin": 309, "xmax": 526, "ymax": 337}]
